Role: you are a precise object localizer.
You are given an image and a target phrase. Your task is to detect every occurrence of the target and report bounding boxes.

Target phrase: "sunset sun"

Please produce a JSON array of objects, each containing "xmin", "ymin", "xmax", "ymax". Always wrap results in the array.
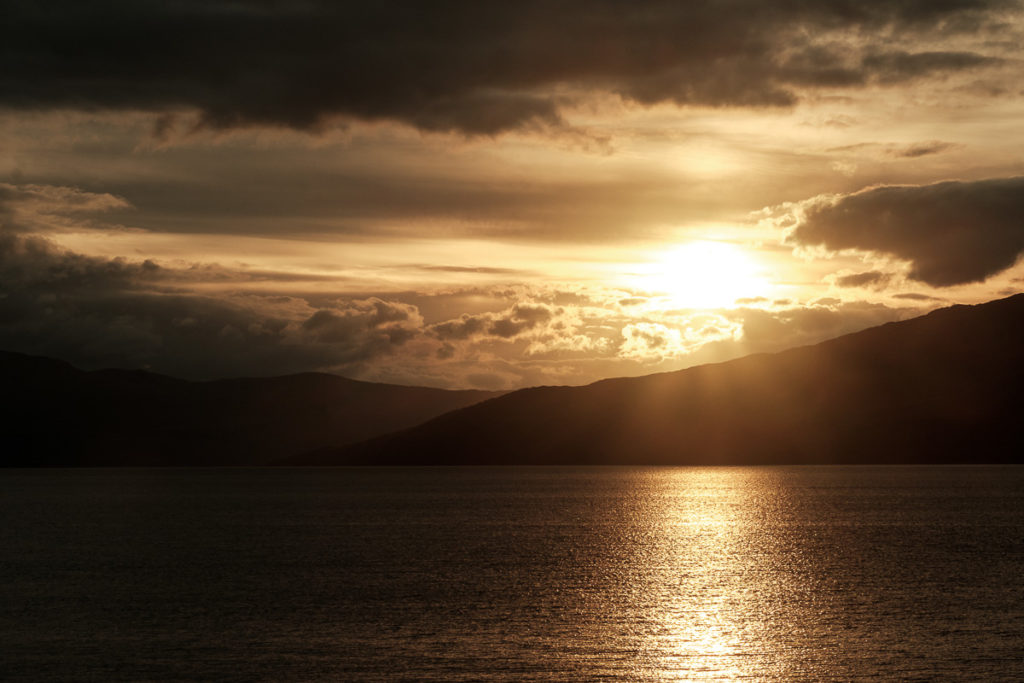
[{"xmin": 642, "ymin": 241, "xmax": 768, "ymax": 309}]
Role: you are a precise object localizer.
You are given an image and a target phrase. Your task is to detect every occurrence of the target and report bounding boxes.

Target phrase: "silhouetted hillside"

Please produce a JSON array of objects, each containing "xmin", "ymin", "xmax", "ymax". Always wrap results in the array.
[
  {"xmin": 301, "ymin": 294, "xmax": 1024, "ymax": 465},
  {"xmin": 0, "ymin": 354, "xmax": 502, "ymax": 466}
]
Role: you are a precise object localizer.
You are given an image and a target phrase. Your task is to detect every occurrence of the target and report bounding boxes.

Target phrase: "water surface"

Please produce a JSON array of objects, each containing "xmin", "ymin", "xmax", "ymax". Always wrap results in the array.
[{"xmin": 2, "ymin": 466, "xmax": 1022, "ymax": 680}]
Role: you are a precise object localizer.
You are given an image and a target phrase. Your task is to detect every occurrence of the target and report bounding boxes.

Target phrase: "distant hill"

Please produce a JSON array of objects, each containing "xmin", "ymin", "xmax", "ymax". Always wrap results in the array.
[
  {"xmin": 298, "ymin": 294, "xmax": 1024, "ymax": 465},
  {"xmin": 0, "ymin": 353, "xmax": 502, "ymax": 466}
]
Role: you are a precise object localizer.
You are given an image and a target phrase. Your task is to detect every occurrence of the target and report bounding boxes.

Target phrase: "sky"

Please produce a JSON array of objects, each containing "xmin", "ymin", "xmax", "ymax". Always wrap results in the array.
[{"xmin": 2, "ymin": 0, "xmax": 1024, "ymax": 389}]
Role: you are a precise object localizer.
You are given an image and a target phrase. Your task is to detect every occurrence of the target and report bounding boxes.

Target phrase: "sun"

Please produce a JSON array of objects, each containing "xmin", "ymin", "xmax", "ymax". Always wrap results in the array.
[{"xmin": 642, "ymin": 240, "xmax": 769, "ymax": 309}]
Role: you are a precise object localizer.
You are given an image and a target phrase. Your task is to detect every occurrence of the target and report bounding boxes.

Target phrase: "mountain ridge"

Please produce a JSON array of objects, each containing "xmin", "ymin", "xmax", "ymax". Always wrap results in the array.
[
  {"xmin": 292, "ymin": 294, "xmax": 1024, "ymax": 465},
  {"xmin": 0, "ymin": 351, "xmax": 504, "ymax": 466}
]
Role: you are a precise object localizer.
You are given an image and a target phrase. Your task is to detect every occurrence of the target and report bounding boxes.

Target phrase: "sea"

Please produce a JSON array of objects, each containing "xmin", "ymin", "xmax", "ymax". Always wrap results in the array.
[{"xmin": 2, "ymin": 466, "xmax": 1022, "ymax": 681}]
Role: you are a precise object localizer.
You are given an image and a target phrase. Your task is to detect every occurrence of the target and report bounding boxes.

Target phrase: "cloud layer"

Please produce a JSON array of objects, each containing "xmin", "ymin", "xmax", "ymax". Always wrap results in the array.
[
  {"xmin": 3, "ymin": 0, "xmax": 1014, "ymax": 134},
  {"xmin": 0, "ymin": 222, "xmax": 915, "ymax": 388}
]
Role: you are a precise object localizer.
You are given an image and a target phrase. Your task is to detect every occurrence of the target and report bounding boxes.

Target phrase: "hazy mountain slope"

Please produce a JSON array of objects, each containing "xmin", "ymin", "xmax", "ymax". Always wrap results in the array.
[
  {"xmin": 0, "ymin": 354, "xmax": 502, "ymax": 466},
  {"xmin": 303, "ymin": 294, "xmax": 1024, "ymax": 465}
]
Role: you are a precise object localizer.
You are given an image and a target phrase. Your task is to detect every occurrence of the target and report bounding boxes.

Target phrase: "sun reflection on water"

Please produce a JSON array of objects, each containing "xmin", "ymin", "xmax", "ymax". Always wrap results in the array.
[{"xmin": 630, "ymin": 468, "xmax": 777, "ymax": 680}]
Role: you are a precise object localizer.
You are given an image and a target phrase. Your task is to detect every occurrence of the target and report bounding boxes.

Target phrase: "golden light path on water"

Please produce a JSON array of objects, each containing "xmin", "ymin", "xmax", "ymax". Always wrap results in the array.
[
  {"xmin": 633, "ymin": 469, "xmax": 759, "ymax": 679},
  {"xmin": 652, "ymin": 478, "xmax": 749, "ymax": 679},
  {"xmin": 614, "ymin": 468, "xmax": 808, "ymax": 680}
]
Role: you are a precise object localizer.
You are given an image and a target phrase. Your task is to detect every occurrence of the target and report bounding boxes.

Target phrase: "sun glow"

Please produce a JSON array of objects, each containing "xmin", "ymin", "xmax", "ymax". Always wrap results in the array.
[{"xmin": 641, "ymin": 240, "xmax": 770, "ymax": 309}]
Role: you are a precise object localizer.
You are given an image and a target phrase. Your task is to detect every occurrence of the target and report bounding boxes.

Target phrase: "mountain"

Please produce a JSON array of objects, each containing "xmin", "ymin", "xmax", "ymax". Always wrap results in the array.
[
  {"xmin": 298, "ymin": 294, "xmax": 1024, "ymax": 465},
  {"xmin": 0, "ymin": 353, "xmax": 502, "ymax": 466}
]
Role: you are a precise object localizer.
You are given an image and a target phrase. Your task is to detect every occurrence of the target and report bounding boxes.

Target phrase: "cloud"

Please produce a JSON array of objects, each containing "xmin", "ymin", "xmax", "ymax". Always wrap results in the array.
[
  {"xmin": 3, "ymin": 1, "xmax": 1014, "ymax": 135},
  {"xmin": 618, "ymin": 313, "xmax": 742, "ymax": 361},
  {"xmin": 893, "ymin": 292, "xmax": 943, "ymax": 301},
  {"xmin": 619, "ymin": 322, "xmax": 678, "ymax": 359},
  {"xmin": 302, "ymin": 299, "xmax": 422, "ymax": 346},
  {"xmin": 0, "ymin": 230, "xmax": 160, "ymax": 292},
  {"xmin": 784, "ymin": 176, "xmax": 1024, "ymax": 286},
  {"xmin": 0, "ymin": 183, "xmax": 130, "ymax": 234},
  {"xmin": 860, "ymin": 50, "xmax": 1002, "ymax": 83},
  {"xmin": 833, "ymin": 270, "xmax": 894, "ymax": 288},
  {"xmin": 412, "ymin": 264, "xmax": 532, "ymax": 275},
  {"xmin": 429, "ymin": 303, "xmax": 557, "ymax": 342},
  {"xmin": 488, "ymin": 304, "xmax": 554, "ymax": 338},
  {"xmin": 828, "ymin": 140, "xmax": 961, "ymax": 159},
  {"xmin": 889, "ymin": 141, "xmax": 959, "ymax": 158},
  {"xmin": 778, "ymin": 47, "xmax": 1004, "ymax": 89},
  {"xmin": 429, "ymin": 314, "xmax": 489, "ymax": 342}
]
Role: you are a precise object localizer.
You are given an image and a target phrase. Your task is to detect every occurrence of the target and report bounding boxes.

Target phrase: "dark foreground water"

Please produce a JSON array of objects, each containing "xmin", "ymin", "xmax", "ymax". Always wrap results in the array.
[{"xmin": 2, "ymin": 466, "xmax": 1023, "ymax": 681}]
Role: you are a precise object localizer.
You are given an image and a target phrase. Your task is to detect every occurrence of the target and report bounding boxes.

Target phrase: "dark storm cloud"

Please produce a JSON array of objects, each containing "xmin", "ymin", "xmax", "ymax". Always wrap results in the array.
[
  {"xmin": 787, "ymin": 177, "xmax": 1024, "ymax": 287},
  {"xmin": 2, "ymin": 0, "xmax": 1014, "ymax": 135}
]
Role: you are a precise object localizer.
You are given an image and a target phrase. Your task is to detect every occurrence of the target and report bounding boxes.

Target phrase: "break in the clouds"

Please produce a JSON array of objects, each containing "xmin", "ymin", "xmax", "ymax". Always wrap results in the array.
[
  {"xmin": 785, "ymin": 176, "xmax": 1024, "ymax": 287},
  {"xmin": 2, "ymin": 0, "xmax": 1016, "ymax": 135}
]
